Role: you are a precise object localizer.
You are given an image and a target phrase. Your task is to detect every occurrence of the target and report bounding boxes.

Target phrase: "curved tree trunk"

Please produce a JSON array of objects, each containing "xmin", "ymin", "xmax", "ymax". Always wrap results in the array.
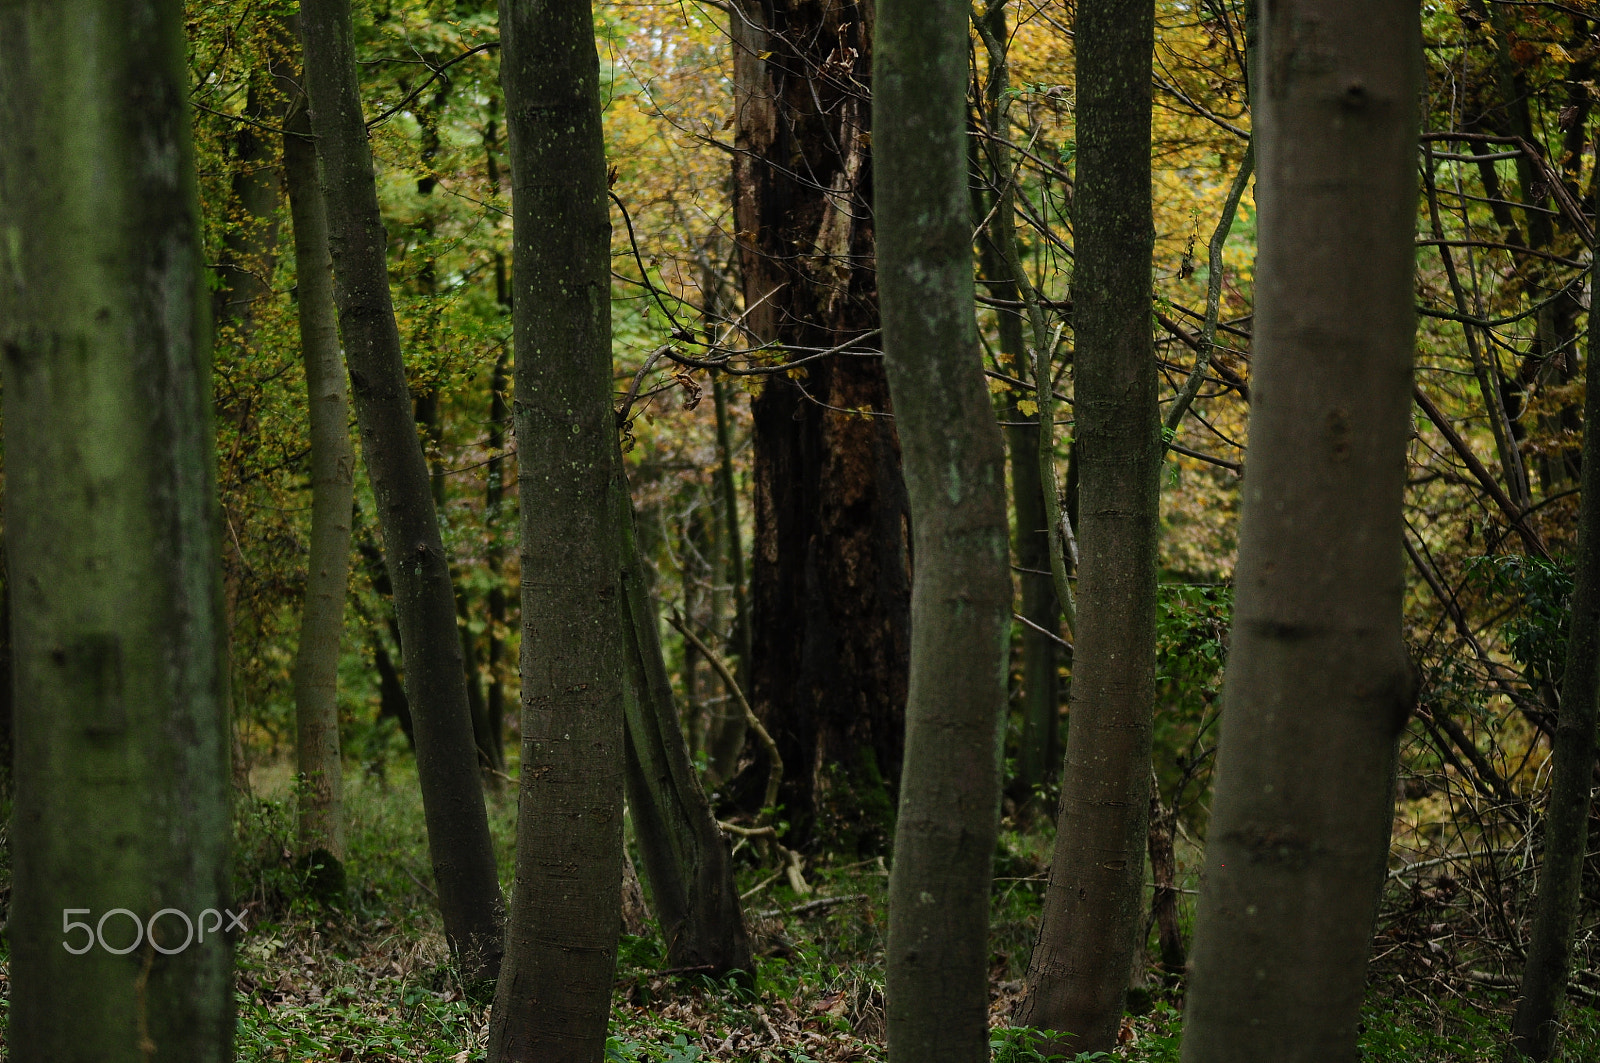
[
  {"xmin": 876, "ymin": 0, "xmax": 1013, "ymax": 1056},
  {"xmin": 488, "ymin": 0, "xmax": 626, "ymax": 1056},
  {"xmin": 1506, "ymin": 156, "xmax": 1600, "ymax": 1063},
  {"xmin": 298, "ymin": 0, "xmax": 504, "ymax": 981},
  {"xmin": 0, "ymin": 1, "xmax": 232, "ymax": 1055},
  {"xmin": 732, "ymin": 0, "xmax": 913, "ymax": 849},
  {"xmin": 1015, "ymin": 0, "xmax": 1160, "ymax": 1054},
  {"xmin": 1179, "ymin": 3, "xmax": 1422, "ymax": 1060},
  {"xmin": 280, "ymin": 45, "xmax": 355, "ymax": 883}
]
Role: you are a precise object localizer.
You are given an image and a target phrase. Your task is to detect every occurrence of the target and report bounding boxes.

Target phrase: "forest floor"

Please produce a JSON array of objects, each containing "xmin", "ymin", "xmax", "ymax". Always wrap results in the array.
[{"xmin": 0, "ymin": 759, "xmax": 1597, "ymax": 1061}]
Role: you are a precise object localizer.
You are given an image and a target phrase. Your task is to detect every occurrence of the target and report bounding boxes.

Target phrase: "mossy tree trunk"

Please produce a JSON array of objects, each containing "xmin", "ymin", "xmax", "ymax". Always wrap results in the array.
[
  {"xmin": 1016, "ymin": 0, "xmax": 1161, "ymax": 1054},
  {"xmin": 1506, "ymin": 151, "xmax": 1600, "ymax": 1063},
  {"xmin": 0, "ymin": 1, "xmax": 232, "ymax": 1056},
  {"xmin": 278, "ymin": 34, "xmax": 354, "ymax": 883},
  {"xmin": 488, "ymin": 0, "xmax": 627, "ymax": 1056},
  {"xmin": 298, "ymin": 0, "xmax": 504, "ymax": 980},
  {"xmin": 876, "ymin": 0, "xmax": 1013, "ymax": 1057},
  {"xmin": 617, "ymin": 467, "xmax": 753, "ymax": 978},
  {"xmin": 1179, "ymin": 3, "xmax": 1422, "ymax": 1060}
]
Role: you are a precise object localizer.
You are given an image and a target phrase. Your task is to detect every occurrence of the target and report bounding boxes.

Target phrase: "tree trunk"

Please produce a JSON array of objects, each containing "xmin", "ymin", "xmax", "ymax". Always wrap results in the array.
[
  {"xmin": 298, "ymin": 0, "xmax": 504, "ymax": 980},
  {"xmin": 212, "ymin": 81, "xmax": 283, "ymax": 348},
  {"xmin": 0, "ymin": 1, "xmax": 232, "ymax": 1056},
  {"xmin": 1179, "ymin": 3, "xmax": 1422, "ymax": 1061},
  {"xmin": 488, "ymin": 0, "xmax": 626, "ymax": 1056},
  {"xmin": 618, "ymin": 467, "xmax": 754, "ymax": 978},
  {"xmin": 1506, "ymin": 150, "xmax": 1600, "ymax": 1063},
  {"xmin": 278, "ymin": 40, "xmax": 354, "ymax": 886},
  {"xmin": 876, "ymin": 0, "xmax": 1013, "ymax": 1056},
  {"xmin": 1015, "ymin": 0, "xmax": 1161, "ymax": 1054},
  {"xmin": 732, "ymin": 0, "xmax": 913, "ymax": 849},
  {"xmin": 976, "ymin": 0, "xmax": 1061, "ymax": 812},
  {"xmin": 706, "ymin": 373, "xmax": 750, "ymax": 782},
  {"xmin": 482, "ymin": 347, "xmax": 511, "ymax": 777}
]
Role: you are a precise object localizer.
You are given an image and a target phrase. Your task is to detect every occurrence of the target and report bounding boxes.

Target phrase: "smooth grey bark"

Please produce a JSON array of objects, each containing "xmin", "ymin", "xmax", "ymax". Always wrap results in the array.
[
  {"xmin": 298, "ymin": 0, "xmax": 504, "ymax": 979},
  {"xmin": 0, "ymin": 1, "xmax": 232, "ymax": 1057},
  {"xmin": 279, "ymin": 49, "xmax": 354, "ymax": 877},
  {"xmin": 1506, "ymin": 161, "xmax": 1600, "ymax": 1063},
  {"xmin": 1179, "ymin": 3, "xmax": 1422, "ymax": 1061},
  {"xmin": 1015, "ymin": 0, "xmax": 1160, "ymax": 1054},
  {"xmin": 617, "ymin": 467, "xmax": 753, "ymax": 978},
  {"xmin": 877, "ymin": 0, "xmax": 1013, "ymax": 1058},
  {"xmin": 488, "ymin": 0, "xmax": 625, "ymax": 1057}
]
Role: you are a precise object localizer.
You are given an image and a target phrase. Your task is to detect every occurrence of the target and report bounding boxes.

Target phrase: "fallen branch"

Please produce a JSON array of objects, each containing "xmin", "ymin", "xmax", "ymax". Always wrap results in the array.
[
  {"xmin": 667, "ymin": 611, "xmax": 782, "ymax": 813},
  {"xmin": 756, "ymin": 894, "xmax": 870, "ymax": 921}
]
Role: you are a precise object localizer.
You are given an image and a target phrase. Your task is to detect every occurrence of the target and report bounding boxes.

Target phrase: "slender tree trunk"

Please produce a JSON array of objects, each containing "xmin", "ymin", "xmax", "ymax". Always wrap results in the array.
[
  {"xmin": 482, "ymin": 348, "xmax": 511, "ymax": 777},
  {"xmin": 707, "ymin": 371, "xmax": 751, "ymax": 782},
  {"xmin": 976, "ymin": 0, "xmax": 1061, "ymax": 811},
  {"xmin": 877, "ymin": 0, "xmax": 1013, "ymax": 1057},
  {"xmin": 1147, "ymin": 785, "xmax": 1185, "ymax": 978},
  {"xmin": 488, "ymin": 0, "xmax": 626, "ymax": 1056},
  {"xmin": 213, "ymin": 81, "xmax": 283, "ymax": 347},
  {"xmin": 617, "ymin": 468, "xmax": 754, "ymax": 977},
  {"xmin": 1179, "ymin": 4, "xmax": 1422, "ymax": 1060},
  {"xmin": 732, "ymin": 0, "xmax": 913, "ymax": 848},
  {"xmin": 298, "ymin": 0, "xmax": 504, "ymax": 980},
  {"xmin": 277, "ymin": 41, "xmax": 355, "ymax": 883},
  {"xmin": 0, "ymin": 1, "xmax": 232, "ymax": 1056},
  {"xmin": 1506, "ymin": 151, "xmax": 1600, "ymax": 1063},
  {"xmin": 1015, "ymin": 0, "xmax": 1160, "ymax": 1054}
]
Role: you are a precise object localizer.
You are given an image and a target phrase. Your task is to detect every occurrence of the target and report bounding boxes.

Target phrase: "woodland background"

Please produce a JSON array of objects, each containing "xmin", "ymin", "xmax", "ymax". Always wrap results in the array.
[{"xmin": 4, "ymin": 0, "xmax": 1600, "ymax": 1060}]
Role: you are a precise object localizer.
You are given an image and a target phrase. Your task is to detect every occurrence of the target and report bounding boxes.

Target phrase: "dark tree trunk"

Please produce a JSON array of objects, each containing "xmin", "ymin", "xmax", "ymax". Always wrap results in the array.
[
  {"xmin": 1, "ymin": 1, "xmax": 232, "ymax": 1054},
  {"xmin": 298, "ymin": 0, "xmax": 504, "ymax": 981},
  {"xmin": 1507, "ymin": 154, "xmax": 1600, "ymax": 1063},
  {"xmin": 1016, "ymin": 0, "xmax": 1161, "ymax": 1054},
  {"xmin": 213, "ymin": 81, "xmax": 283, "ymax": 347},
  {"xmin": 481, "ymin": 347, "xmax": 511, "ymax": 776},
  {"xmin": 1179, "ymin": 2, "xmax": 1422, "ymax": 1060},
  {"xmin": 876, "ymin": 0, "xmax": 1013, "ymax": 1055},
  {"xmin": 488, "ymin": 0, "xmax": 626, "ymax": 1056},
  {"xmin": 732, "ymin": 0, "xmax": 912, "ymax": 850}
]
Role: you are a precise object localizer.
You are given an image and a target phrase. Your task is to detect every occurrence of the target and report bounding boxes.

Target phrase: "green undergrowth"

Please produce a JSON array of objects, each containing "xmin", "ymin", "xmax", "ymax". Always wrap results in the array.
[{"xmin": 0, "ymin": 761, "xmax": 1592, "ymax": 1060}]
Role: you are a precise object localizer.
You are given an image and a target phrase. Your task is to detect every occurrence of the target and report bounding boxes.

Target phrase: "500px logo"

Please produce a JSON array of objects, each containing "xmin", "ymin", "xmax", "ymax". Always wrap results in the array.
[{"xmin": 61, "ymin": 907, "xmax": 248, "ymax": 955}]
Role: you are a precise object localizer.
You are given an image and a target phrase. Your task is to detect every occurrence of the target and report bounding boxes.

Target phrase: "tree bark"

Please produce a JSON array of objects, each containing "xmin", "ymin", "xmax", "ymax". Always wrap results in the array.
[
  {"xmin": 298, "ymin": 0, "xmax": 504, "ymax": 980},
  {"xmin": 876, "ymin": 0, "xmax": 1013, "ymax": 1057},
  {"xmin": 1015, "ymin": 0, "xmax": 1160, "ymax": 1054},
  {"xmin": 976, "ymin": 0, "xmax": 1061, "ymax": 811},
  {"xmin": 1179, "ymin": 3, "xmax": 1422, "ymax": 1060},
  {"xmin": 488, "ymin": 0, "xmax": 626, "ymax": 1056},
  {"xmin": 278, "ymin": 36, "xmax": 354, "ymax": 883},
  {"xmin": 212, "ymin": 80, "xmax": 283, "ymax": 348},
  {"xmin": 1506, "ymin": 150, "xmax": 1600, "ymax": 1063},
  {"xmin": 617, "ymin": 468, "xmax": 754, "ymax": 978},
  {"xmin": 732, "ymin": 0, "xmax": 913, "ymax": 849},
  {"xmin": 481, "ymin": 347, "xmax": 511, "ymax": 777},
  {"xmin": 707, "ymin": 371, "xmax": 751, "ymax": 783},
  {"xmin": 0, "ymin": 1, "xmax": 232, "ymax": 1056}
]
